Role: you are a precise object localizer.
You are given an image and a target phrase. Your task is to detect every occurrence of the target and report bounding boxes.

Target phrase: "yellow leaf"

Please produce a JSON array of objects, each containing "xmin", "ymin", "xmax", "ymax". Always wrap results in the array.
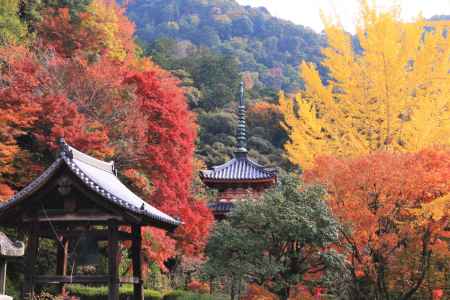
[{"xmin": 279, "ymin": 0, "xmax": 450, "ymax": 168}]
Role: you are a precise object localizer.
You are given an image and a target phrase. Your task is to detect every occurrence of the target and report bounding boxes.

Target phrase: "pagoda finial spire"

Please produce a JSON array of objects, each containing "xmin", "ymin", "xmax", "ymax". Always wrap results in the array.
[{"xmin": 235, "ymin": 81, "xmax": 247, "ymax": 157}]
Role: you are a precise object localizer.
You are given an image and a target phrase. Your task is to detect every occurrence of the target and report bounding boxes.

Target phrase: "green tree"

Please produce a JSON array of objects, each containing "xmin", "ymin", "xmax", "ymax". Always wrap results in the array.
[
  {"xmin": 0, "ymin": 0, "xmax": 27, "ymax": 45},
  {"xmin": 144, "ymin": 38, "xmax": 293, "ymax": 169},
  {"xmin": 17, "ymin": 0, "xmax": 92, "ymax": 32},
  {"xmin": 178, "ymin": 50, "xmax": 240, "ymax": 110},
  {"xmin": 204, "ymin": 175, "xmax": 347, "ymax": 299},
  {"xmin": 145, "ymin": 38, "xmax": 178, "ymax": 69}
]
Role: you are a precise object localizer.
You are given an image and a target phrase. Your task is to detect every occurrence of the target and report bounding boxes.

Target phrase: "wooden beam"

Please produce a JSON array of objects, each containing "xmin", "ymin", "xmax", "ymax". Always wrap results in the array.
[
  {"xmin": 39, "ymin": 229, "xmax": 132, "ymax": 241},
  {"xmin": 0, "ymin": 167, "xmax": 63, "ymax": 226},
  {"xmin": 56, "ymin": 237, "xmax": 69, "ymax": 296},
  {"xmin": 23, "ymin": 212, "xmax": 124, "ymax": 223},
  {"xmin": 132, "ymin": 225, "xmax": 144, "ymax": 300},
  {"xmin": 108, "ymin": 222, "xmax": 119, "ymax": 300},
  {"xmin": 34, "ymin": 275, "xmax": 110, "ymax": 284},
  {"xmin": 23, "ymin": 223, "xmax": 39, "ymax": 300},
  {"xmin": 33, "ymin": 275, "xmax": 138, "ymax": 284},
  {"xmin": 120, "ymin": 276, "xmax": 140, "ymax": 284},
  {"xmin": 0, "ymin": 259, "xmax": 6, "ymax": 294}
]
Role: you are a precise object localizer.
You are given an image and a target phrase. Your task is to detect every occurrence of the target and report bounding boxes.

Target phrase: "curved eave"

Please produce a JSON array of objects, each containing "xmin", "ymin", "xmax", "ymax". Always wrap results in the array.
[
  {"xmin": 63, "ymin": 155, "xmax": 181, "ymax": 230},
  {"xmin": 200, "ymin": 177, "xmax": 277, "ymax": 185},
  {"xmin": 0, "ymin": 158, "xmax": 64, "ymax": 214}
]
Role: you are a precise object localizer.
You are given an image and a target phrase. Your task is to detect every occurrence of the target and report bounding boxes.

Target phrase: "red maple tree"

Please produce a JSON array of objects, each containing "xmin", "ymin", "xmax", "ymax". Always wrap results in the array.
[{"xmin": 0, "ymin": 0, "xmax": 213, "ymax": 267}]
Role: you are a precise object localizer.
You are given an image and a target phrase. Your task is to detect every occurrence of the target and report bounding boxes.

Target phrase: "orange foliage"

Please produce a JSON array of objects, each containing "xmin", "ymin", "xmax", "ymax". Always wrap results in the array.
[
  {"xmin": 289, "ymin": 285, "xmax": 326, "ymax": 300},
  {"xmin": 142, "ymin": 227, "xmax": 176, "ymax": 272},
  {"xmin": 187, "ymin": 280, "xmax": 210, "ymax": 294},
  {"xmin": 247, "ymin": 101, "xmax": 285, "ymax": 144},
  {"xmin": 0, "ymin": 46, "xmax": 41, "ymax": 182},
  {"xmin": 248, "ymin": 102, "xmax": 281, "ymax": 123},
  {"xmin": 242, "ymin": 284, "xmax": 279, "ymax": 300},
  {"xmin": 35, "ymin": 94, "xmax": 112, "ymax": 157},
  {"xmin": 288, "ymin": 286, "xmax": 313, "ymax": 300},
  {"xmin": 38, "ymin": 0, "xmax": 135, "ymax": 60},
  {"xmin": 123, "ymin": 169, "xmax": 153, "ymax": 199},
  {"xmin": 0, "ymin": 184, "xmax": 14, "ymax": 202},
  {"xmin": 305, "ymin": 149, "xmax": 450, "ymax": 297},
  {"xmin": 37, "ymin": 8, "xmax": 98, "ymax": 57}
]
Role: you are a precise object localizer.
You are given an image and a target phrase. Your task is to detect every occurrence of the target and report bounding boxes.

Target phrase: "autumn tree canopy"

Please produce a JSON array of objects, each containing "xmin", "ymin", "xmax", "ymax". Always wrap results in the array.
[
  {"xmin": 305, "ymin": 149, "xmax": 450, "ymax": 300},
  {"xmin": 279, "ymin": 1, "xmax": 450, "ymax": 169},
  {"xmin": 278, "ymin": 2, "xmax": 450, "ymax": 299},
  {"xmin": 0, "ymin": 0, "xmax": 212, "ymax": 268}
]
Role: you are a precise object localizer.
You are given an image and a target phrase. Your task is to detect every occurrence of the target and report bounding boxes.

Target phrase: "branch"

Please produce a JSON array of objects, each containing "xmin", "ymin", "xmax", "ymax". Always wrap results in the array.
[{"xmin": 399, "ymin": 227, "xmax": 432, "ymax": 300}]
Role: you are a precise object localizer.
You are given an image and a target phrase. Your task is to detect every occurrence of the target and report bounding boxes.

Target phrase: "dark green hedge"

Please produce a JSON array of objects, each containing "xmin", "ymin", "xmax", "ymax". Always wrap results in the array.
[
  {"xmin": 67, "ymin": 286, "xmax": 214, "ymax": 300},
  {"xmin": 66, "ymin": 285, "xmax": 162, "ymax": 300},
  {"xmin": 163, "ymin": 290, "xmax": 214, "ymax": 300}
]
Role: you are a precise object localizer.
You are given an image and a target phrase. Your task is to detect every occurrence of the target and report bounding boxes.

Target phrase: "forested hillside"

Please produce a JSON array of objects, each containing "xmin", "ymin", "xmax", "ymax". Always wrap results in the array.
[
  {"xmin": 126, "ymin": 0, "xmax": 322, "ymax": 170},
  {"xmin": 127, "ymin": 0, "xmax": 325, "ymax": 92},
  {"xmin": 145, "ymin": 39, "xmax": 294, "ymax": 170}
]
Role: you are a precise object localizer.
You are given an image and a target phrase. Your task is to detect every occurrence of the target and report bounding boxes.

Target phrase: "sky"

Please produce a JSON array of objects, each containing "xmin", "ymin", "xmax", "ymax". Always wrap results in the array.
[{"xmin": 237, "ymin": 0, "xmax": 450, "ymax": 33}]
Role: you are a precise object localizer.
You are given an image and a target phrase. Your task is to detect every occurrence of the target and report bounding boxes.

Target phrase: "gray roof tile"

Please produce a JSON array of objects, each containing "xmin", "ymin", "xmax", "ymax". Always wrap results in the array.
[
  {"xmin": 200, "ymin": 156, "xmax": 276, "ymax": 181},
  {"xmin": 208, "ymin": 201, "xmax": 234, "ymax": 213},
  {"xmin": 0, "ymin": 141, "xmax": 180, "ymax": 228}
]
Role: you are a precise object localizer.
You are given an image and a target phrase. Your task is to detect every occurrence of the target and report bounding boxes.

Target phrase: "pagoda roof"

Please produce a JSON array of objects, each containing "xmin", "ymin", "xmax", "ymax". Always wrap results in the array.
[
  {"xmin": 199, "ymin": 82, "xmax": 277, "ymax": 187},
  {"xmin": 200, "ymin": 155, "xmax": 277, "ymax": 182},
  {"xmin": 0, "ymin": 140, "xmax": 180, "ymax": 229}
]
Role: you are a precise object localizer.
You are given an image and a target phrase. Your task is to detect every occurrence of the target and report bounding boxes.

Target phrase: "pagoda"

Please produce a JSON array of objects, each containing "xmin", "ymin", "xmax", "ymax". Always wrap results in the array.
[{"xmin": 200, "ymin": 82, "xmax": 277, "ymax": 219}]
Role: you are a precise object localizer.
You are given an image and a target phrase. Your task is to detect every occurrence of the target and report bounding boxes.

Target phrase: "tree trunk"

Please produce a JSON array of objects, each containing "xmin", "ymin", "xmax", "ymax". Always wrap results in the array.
[{"xmin": 277, "ymin": 286, "xmax": 290, "ymax": 300}]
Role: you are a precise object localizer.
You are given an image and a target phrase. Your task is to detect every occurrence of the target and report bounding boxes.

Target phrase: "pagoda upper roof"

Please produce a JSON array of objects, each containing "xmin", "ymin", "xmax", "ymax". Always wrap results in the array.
[
  {"xmin": 0, "ymin": 140, "xmax": 180, "ymax": 229},
  {"xmin": 199, "ymin": 82, "xmax": 277, "ymax": 187},
  {"xmin": 200, "ymin": 154, "xmax": 277, "ymax": 183}
]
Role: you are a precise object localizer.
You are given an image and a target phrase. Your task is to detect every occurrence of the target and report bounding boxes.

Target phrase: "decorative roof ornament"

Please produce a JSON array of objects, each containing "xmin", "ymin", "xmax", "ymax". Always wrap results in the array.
[
  {"xmin": 235, "ymin": 81, "xmax": 248, "ymax": 158},
  {"xmin": 59, "ymin": 137, "xmax": 73, "ymax": 160}
]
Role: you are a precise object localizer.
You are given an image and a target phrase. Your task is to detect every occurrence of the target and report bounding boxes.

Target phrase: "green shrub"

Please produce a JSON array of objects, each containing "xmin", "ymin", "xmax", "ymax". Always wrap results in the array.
[
  {"xmin": 66, "ymin": 284, "xmax": 162, "ymax": 300},
  {"xmin": 163, "ymin": 290, "xmax": 215, "ymax": 300},
  {"xmin": 67, "ymin": 285, "xmax": 214, "ymax": 300}
]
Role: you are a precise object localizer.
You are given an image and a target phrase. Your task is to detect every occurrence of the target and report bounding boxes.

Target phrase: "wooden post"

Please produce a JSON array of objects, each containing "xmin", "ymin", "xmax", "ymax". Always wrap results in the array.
[
  {"xmin": 209, "ymin": 278, "xmax": 214, "ymax": 295},
  {"xmin": 0, "ymin": 259, "xmax": 6, "ymax": 294},
  {"xmin": 56, "ymin": 236, "xmax": 69, "ymax": 296},
  {"xmin": 132, "ymin": 225, "xmax": 144, "ymax": 300},
  {"xmin": 23, "ymin": 223, "xmax": 39, "ymax": 300},
  {"xmin": 108, "ymin": 222, "xmax": 119, "ymax": 300}
]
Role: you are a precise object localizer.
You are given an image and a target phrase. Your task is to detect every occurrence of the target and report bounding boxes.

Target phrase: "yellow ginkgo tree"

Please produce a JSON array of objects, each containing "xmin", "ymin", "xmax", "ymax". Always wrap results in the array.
[{"xmin": 279, "ymin": 1, "xmax": 450, "ymax": 170}]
